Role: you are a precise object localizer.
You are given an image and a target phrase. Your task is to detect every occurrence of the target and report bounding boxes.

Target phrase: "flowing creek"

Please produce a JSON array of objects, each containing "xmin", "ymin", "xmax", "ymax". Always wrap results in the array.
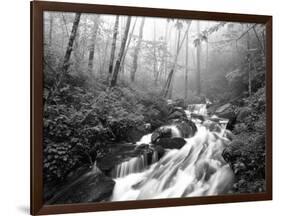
[{"xmin": 110, "ymin": 104, "xmax": 234, "ymax": 201}]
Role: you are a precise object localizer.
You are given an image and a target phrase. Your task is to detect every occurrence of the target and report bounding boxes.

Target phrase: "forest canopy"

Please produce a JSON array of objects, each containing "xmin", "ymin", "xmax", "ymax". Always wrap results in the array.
[{"xmin": 43, "ymin": 12, "xmax": 265, "ymax": 102}]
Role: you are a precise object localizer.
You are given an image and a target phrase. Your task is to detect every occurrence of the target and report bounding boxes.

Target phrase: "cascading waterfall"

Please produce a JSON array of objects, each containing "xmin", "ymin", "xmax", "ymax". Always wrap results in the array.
[
  {"xmin": 151, "ymin": 151, "xmax": 159, "ymax": 164},
  {"xmin": 114, "ymin": 154, "xmax": 148, "ymax": 178},
  {"xmin": 113, "ymin": 150, "xmax": 161, "ymax": 179},
  {"xmin": 187, "ymin": 104, "xmax": 208, "ymax": 116},
  {"xmin": 111, "ymin": 104, "xmax": 234, "ymax": 201}
]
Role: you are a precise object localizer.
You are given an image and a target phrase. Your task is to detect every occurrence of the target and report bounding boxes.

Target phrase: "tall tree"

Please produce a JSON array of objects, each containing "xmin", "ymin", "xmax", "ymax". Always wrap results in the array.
[
  {"xmin": 167, "ymin": 23, "xmax": 181, "ymax": 98},
  {"xmin": 61, "ymin": 13, "xmax": 81, "ymax": 77},
  {"xmin": 80, "ymin": 20, "xmax": 88, "ymax": 59},
  {"xmin": 159, "ymin": 19, "xmax": 169, "ymax": 84},
  {"xmin": 162, "ymin": 21, "xmax": 189, "ymax": 98},
  {"xmin": 120, "ymin": 17, "xmax": 138, "ymax": 76},
  {"xmin": 49, "ymin": 13, "xmax": 53, "ymax": 47},
  {"xmin": 153, "ymin": 20, "xmax": 158, "ymax": 84},
  {"xmin": 252, "ymin": 25, "xmax": 265, "ymax": 55},
  {"xmin": 247, "ymin": 26, "xmax": 252, "ymax": 96},
  {"xmin": 87, "ymin": 15, "xmax": 100, "ymax": 75},
  {"xmin": 184, "ymin": 21, "xmax": 192, "ymax": 105},
  {"xmin": 110, "ymin": 16, "xmax": 132, "ymax": 87},
  {"xmin": 61, "ymin": 13, "xmax": 69, "ymax": 38},
  {"xmin": 205, "ymin": 22, "xmax": 209, "ymax": 76},
  {"xmin": 108, "ymin": 15, "xmax": 119, "ymax": 83},
  {"xmin": 131, "ymin": 18, "xmax": 145, "ymax": 82},
  {"xmin": 100, "ymin": 33, "xmax": 110, "ymax": 75},
  {"xmin": 195, "ymin": 20, "xmax": 201, "ymax": 95},
  {"xmin": 47, "ymin": 13, "xmax": 81, "ymax": 103},
  {"xmin": 73, "ymin": 25, "xmax": 80, "ymax": 71}
]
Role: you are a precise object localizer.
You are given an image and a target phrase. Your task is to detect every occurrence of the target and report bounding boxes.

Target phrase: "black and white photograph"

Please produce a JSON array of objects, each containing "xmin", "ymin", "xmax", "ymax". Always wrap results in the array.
[{"xmin": 42, "ymin": 11, "xmax": 267, "ymax": 205}]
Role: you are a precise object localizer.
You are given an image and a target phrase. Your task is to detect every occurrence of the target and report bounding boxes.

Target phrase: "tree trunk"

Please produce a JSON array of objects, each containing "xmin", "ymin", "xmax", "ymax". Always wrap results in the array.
[
  {"xmin": 167, "ymin": 27, "xmax": 181, "ymax": 98},
  {"xmin": 205, "ymin": 22, "xmax": 209, "ymax": 75},
  {"xmin": 87, "ymin": 15, "xmax": 100, "ymax": 75},
  {"xmin": 73, "ymin": 25, "xmax": 80, "ymax": 71},
  {"xmin": 253, "ymin": 25, "xmax": 265, "ymax": 55},
  {"xmin": 61, "ymin": 13, "xmax": 69, "ymax": 38},
  {"xmin": 80, "ymin": 21, "xmax": 88, "ymax": 59},
  {"xmin": 100, "ymin": 34, "xmax": 110, "ymax": 76},
  {"xmin": 262, "ymin": 30, "xmax": 266, "ymax": 54},
  {"xmin": 47, "ymin": 13, "xmax": 81, "ymax": 104},
  {"xmin": 120, "ymin": 17, "xmax": 138, "ymax": 76},
  {"xmin": 153, "ymin": 20, "xmax": 158, "ymax": 84},
  {"xmin": 247, "ymin": 28, "xmax": 252, "ymax": 96},
  {"xmin": 159, "ymin": 20, "xmax": 169, "ymax": 84},
  {"xmin": 49, "ymin": 13, "xmax": 53, "ymax": 47},
  {"xmin": 110, "ymin": 16, "xmax": 132, "ymax": 87},
  {"xmin": 108, "ymin": 15, "xmax": 119, "ymax": 83},
  {"xmin": 184, "ymin": 29, "xmax": 189, "ymax": 105},
  {"xmin": 162, "ymin": 22, "xmax": 191, "ymax": 98},
  {"xmin": 195, "ymin": 21, "xmax": 201, "ymax": 96},
  {"xmin": 131, "ymin": 18, "xmax": 145, "ymax": 82},
  {"xmin": 61, "ymin": 13, "xmax": 81, "ymax": 77}
]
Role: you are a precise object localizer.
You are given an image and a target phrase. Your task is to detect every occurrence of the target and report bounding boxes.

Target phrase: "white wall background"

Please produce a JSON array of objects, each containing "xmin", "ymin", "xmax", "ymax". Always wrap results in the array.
[{"xmin": 0, "ymin": 0, "xmax": 279, "ymax": 215}]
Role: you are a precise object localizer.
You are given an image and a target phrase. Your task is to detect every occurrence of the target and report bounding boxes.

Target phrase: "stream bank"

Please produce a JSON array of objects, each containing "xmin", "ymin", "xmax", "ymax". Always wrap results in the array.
[{"xmin": 45, "ymin": 91, "xmax": 266, "ymax": 203}]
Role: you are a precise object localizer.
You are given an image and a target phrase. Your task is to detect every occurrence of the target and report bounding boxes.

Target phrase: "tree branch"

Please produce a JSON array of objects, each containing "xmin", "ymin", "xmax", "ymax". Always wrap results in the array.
[{"xmin": 236, "ymin": 24, "xmax": 257, "ymax": 41}]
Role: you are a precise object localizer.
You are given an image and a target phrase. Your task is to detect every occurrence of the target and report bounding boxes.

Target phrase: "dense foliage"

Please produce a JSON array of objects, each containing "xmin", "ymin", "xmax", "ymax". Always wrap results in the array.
[
  {"xmin": 43, "ymin": 70, "xmax": 169, "ymax": 182},
  {"xmin": 222, "ymin": 86, "xmax": 266, "ymax": 193}
]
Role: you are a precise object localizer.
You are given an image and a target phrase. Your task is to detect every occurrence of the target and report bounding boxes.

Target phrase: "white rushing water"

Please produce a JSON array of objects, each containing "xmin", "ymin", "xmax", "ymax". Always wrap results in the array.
[{"xmin": 111, "ymin": 104, "xmax": 234, "ymax": 201}]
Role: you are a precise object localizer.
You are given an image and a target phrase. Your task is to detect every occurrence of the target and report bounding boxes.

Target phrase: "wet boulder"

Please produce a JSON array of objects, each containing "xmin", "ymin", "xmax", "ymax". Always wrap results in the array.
[
  {"xmin": 173, "ymin": 98, "xmax": 185, "ymax": 108},
  {"xmin": 190, "ymin": 113, "xmax": 206, "ymax": 122},
  {"xmin": 126, "ymin": 124, "xmax": 150, "ymax": 143},
  {"xmin": 153, "ymin": 145, "xmax": 165, "ymax": 158},
  {"xmin": 203, "ymin": 120, "xmax": 222, "ymax": 133},
  {"xmin": 213, "ymin": 103, "xmax": 236, "ymax": 130},
  {"xmin": 215, "ymin": 103, "xmax": 231, "ymax": 113},
  {"xmin": 236, "ymin": 107, "xmax": 252, "ymax": 123},
  {"xmin": 46, "ymin": 170, "xmax": 115, "ymax": 204},
  {"xmin": 176, "ymin": 120, "xmax": 197, "ymax": 138},
  {"xmin": 151, "ymin": 126, "xmax": 173, "ymax": 144},
  {"xmin": 151, "ymin": 120, "xmax": 197, "ymax": 144},
  {"xmin": 155, "ymin": 137, "xmax": 186, "ymax": 149},
  {"xmin": 134, "ymin": 143, "xmax": 150, "ymax": 151},
  {"xmin": 96, "ymin": 143, "xmax": 139, "ymax": 174},
  {"xmin": 168, "ymin": 109, "xmax": 186, "ymax": 120}
]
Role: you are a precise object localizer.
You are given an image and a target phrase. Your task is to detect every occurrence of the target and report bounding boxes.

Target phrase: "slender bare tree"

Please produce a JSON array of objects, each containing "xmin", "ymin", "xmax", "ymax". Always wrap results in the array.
[
  {"xmin": 131, "ymin": 18, "xmax": 145, "ymax": 82},
  {"xmin": 61, "ymin": 13, "xmax": 81, "ymax": 77},
  {"xmin": 49, "ymin": 13, "xmax": 53, "ymax": 47},
  {"xmin": 108, "ymin": 15, "xmax": 119, "ymax": 83},
  {"xmin": 120, "ymin": 17, "xmax": 138, "ymax": 76},
  {"xmin": 162, "ymin": 21, "xmax": 190, "ymax": 98},
  {"xmin": 184, "ymin": 21, "xmax": 192, "ymax": 105},
  {"xmin": 247, "ymin": 26, "xmax": 252, "ymax": 96},
  {"xmin": 195, "ymin": 20, "xmax": 201, "ymax": 95},
  {"xmin": 88, "ymin": 15, "xmax": 100, "ymax": 75},
  {"xmin": 110, "ymin": 16, "xmax": 132, "ymax": 87},
  {"xmin": 47, "ymin": 13, "xmax": 81, "ymax": 103}
]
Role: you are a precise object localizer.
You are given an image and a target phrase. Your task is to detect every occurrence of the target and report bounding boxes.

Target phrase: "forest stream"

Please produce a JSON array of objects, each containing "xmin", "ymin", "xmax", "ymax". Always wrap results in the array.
[
  {"xmin": 45, "ymin": 103, "xmax": 236, "ymax": 204},
  {"xmin": 110, "ymin": 104, "xmax": 234, "ymax": 200}
]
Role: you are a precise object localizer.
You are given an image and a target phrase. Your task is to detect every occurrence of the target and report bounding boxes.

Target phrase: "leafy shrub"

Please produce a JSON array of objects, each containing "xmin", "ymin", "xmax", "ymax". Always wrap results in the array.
[
  {"xmin": 43, "ymin": 74, "xmax": 169, "ymax": 182},
  {"xmin": 43, "ymin": 142, "xmax": 78, "ymax": 181}
]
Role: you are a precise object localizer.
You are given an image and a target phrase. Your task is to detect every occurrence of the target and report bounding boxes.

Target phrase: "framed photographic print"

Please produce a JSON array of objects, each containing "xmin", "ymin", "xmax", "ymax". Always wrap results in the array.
[{"xmin": 31, "ymin": 1, "xmax": 272, "ymax": 215}]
